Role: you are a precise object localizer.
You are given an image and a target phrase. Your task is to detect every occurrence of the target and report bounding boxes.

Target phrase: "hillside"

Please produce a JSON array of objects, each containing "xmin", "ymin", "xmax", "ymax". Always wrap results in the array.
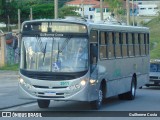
[{"xmin": 145, "ymin": 16, "xmax": 160, "ymax": 59}]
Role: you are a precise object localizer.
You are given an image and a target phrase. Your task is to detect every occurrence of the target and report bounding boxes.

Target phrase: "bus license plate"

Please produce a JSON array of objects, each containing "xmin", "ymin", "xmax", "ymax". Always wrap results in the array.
[{"xmin": 45, "ymin": 92, "xmax": 56, "ymax": 96}]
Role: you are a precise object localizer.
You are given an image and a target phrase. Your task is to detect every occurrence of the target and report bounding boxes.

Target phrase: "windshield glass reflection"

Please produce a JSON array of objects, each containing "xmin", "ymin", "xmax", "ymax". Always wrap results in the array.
[{"xmin": 21, "ymin": 36, "xmax": 88, "ymax": 72}]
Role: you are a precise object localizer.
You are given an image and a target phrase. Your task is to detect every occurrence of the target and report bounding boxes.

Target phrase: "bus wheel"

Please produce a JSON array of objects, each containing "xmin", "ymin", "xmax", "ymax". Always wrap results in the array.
[
  {"xmin": 37, "ymin": 99, "xmax": 50, "ymax": 108},
  {"xmin": 118, "ymin": 77, "xmax": 136, "ymax": 100},
  {"xmin": 125, "ymin": 77, "xmax": 136, "ymax": 100},
  {"xmin": 90, "ymin": 86, "xmax": 103, "ymax": 110}
]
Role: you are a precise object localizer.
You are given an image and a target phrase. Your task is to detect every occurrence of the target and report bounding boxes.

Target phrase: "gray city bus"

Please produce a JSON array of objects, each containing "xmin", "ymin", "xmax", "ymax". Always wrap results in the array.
[{"xmin": 18, "ymin": 18, "xmax": 150, "ymax": 109}]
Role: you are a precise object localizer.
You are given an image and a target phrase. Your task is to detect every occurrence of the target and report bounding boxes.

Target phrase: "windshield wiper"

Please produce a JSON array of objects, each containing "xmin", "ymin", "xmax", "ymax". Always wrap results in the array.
[
  {"xmin": 59, "ymin": 36, "xmax": 71, "ymax": 53},
  {"xmin": 36, "ymin": 35, "xmax": 47, "ymax": 65},
  {"xmin": 57, "ymin": 42, "xmax": 60, "ymax": 62},
  {"xmin": 43, "ymin": 42, "xmax": 47, "ymax": 65}
]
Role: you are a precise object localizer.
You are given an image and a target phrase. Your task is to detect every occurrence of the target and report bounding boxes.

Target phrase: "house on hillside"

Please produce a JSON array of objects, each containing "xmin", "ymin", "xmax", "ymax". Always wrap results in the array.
[
  {"xmin": 130, "ymin": 0, "xmax": 160, "ymax": 16},
  {"xmin": 66, "ymin": 0, "xmax": 111, "ymax": 22},
  {"xmin": 138, "ymin": 4, "xmax": 159, "ymax": 16}
]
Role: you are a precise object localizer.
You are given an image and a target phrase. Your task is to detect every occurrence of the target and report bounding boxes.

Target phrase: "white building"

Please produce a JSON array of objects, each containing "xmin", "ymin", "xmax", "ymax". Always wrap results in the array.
[
  {"xmin": 66, "ymin": 0, "xmax": 111, "ymax": 22},
  {"xmin": 135, "ymin": 0, "xmax": 160, "ymax": 5},
  {"xmin": 138, "ymin": 4, "xmax": 159, "ymax": 16},
  {"xmin": 131, "ymin": 0, "xmax": 160, "ymax": 16}
]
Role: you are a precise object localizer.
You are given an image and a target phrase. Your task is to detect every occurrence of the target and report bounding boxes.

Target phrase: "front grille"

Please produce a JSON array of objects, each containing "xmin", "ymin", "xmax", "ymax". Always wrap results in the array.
[
  {"xmin": 52, "ymin": 86, "xmax": 68, "ymax": 89},
  {"xmin": 33, "ymin": 85, "xmax": 68, "ymax": 89},
  {"xmin": 37, "ymin": 96, "xmax": 65, "ymax": 98},
  {"xmin": 33, "ymin": 85, "xmax": 49, "ymax": 88}
]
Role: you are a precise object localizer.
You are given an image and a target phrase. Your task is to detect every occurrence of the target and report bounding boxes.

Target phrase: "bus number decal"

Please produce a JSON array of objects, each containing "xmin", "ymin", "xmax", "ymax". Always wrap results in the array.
[{"xmin": 60, "ymin": 82, "xmax": 69, "ymax": 86}]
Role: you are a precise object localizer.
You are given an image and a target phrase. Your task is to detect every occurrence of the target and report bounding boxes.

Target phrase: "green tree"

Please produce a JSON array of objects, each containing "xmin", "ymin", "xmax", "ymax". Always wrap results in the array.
[
  {"xmin": 31, "ymin": 4, "xmax": 54, "ymax": 19},
  {"xmin": 0, "ymin": 0, "xmax": 80, "ymax": 24},
  {"xmin": 59, "ymin": 6, "xmax": 80, "ymax": 18},
  {"xmin": 104, "ymin": 0, "xmax": 124, "ymax": 17},
  {"xmin": 0, "ymin": 0, "xmax": 19, "ymax": 23},
  {"xmin": 0, "ymin": 0, "xmax": 6, "ymax": 21}
]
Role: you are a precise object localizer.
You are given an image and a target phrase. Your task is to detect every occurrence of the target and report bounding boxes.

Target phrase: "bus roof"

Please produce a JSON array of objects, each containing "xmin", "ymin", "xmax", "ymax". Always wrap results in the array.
[{"xmin": 22, "ymin": 18, "xmax": 149, "ymax": 33}]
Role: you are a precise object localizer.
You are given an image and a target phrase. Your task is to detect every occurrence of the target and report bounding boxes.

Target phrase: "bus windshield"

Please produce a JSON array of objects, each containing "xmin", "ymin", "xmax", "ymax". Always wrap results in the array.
[{"xmin": 21, "ymin": 36, "xmax": 88, "ymax": 72}]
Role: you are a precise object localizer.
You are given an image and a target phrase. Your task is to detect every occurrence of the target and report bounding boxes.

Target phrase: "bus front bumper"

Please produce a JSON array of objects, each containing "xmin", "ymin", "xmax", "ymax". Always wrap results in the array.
[{"xmin": 18, "ymin": 82, "xmax": 90, "ymax": 102}]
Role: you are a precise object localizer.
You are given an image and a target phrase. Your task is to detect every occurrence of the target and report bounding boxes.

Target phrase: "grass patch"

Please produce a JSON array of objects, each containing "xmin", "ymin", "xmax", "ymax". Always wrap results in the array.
[
  {"xmin": 0, "ymin": 64, "xmax": 19, "ymax": 71},
  {"xmin": 144, "ymin": 16, "xmax": 160, "ymax": 59}
]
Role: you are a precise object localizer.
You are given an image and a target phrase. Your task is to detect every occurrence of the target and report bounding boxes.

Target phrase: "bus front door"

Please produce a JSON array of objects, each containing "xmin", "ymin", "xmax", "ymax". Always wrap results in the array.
[{"xmin": 90, "ymin": 43, "xmax": 98, "ymax": 80}]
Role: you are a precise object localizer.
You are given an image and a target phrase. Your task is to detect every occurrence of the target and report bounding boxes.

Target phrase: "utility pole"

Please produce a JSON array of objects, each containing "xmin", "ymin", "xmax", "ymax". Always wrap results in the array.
[
  {"xmin": 0, "ymin": 35, "xmax": 6, "ymax": 67},
  {"xmin": 18, "ymin": 9, "xmax": 21, "ymax": 48},
  {"xmin": 54, "ymin": 0, "xmax": 58, "ymax": 19},
  {"xmin": 7, "ymin": 15, "xmax": 10, "ymax": 32},
  {"xmin": 126, "ymin": 0, "xmax": 130, "ymax": 25},
  {"xmin": 81, "ymin": 0, "xmax": 84, "ymax": 18},
  {"xmin": 132, "ymin": 0, "xmax": 135, "ymax": 26},
  {"xmin": 18, "ymin": 9, "xmax": 21, "ymax": 33},
  {"xmin": 100, "ymin": 0, "xmax": 103, "ymax": 21},
  {"xmin": 30, "ymin": 8, "xmax": 33, "ymax": 20}
]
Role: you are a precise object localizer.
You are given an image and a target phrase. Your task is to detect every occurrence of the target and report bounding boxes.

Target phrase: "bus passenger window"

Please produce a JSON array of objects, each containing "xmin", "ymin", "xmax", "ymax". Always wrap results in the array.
[
  {"xmin": 90, "ymin": 30, "xmax": 98, "ymax": 43},
  {"xmin": 122, "ymin": 33, "xmax": 128, "ymax": 57},
  {"xmin": 146, "ymin": 33, "xmax": 149, "ymax": 55},
  {"xmin": 100, "ymin": 32, "xmax": 107, "ymax": 59},
  {"xmin": 107, "ymin": 32, "xmax": 115, "ymax": 58},
  {"xmin": 128, "ymin": 33, "xmax": 134, "ymax": 57},
  {"xmin": 100, "ymin": 32, "xmax": 106, "ymax": 45},
  {"xmin": 115, "ymin": 32, "xmax": 122, "ymax": 58},
  {"xmin": 140, "ymin": 33, "xmax": 145, "ymax": 56},
  {"xmin": 100, "ymin": 46, "xmax": 107, "ymax": 59},
  {"xmin": 134, "ymin": 33, "xmax": 140, "ymax": 56}
]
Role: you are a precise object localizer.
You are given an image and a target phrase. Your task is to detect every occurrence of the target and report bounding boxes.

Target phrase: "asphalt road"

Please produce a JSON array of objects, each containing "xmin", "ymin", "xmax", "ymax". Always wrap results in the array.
[
  {"xmin": 1, "ymin": 86, "xmax": 160, "ymax": 120},
  {"xmin": 2, "ymin": 86, "xmax": 160, "ymax": 111},
  {"xmin": 0, "ymin": 71, "xmax": 34, "ymax": 109},
  {"xmin": 1, "ymin": 70, "xmax": 160, "ymax": 120}
]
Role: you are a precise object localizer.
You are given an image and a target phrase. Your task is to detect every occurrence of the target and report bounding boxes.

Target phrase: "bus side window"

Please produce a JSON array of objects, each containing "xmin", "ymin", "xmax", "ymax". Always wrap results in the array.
[
  {"xmin": 128, "ymin": 33, "xmax": 134, "ymax": 57},
  {"xmin": 107, "ymin": 32, "xmax": 114, "ymax": 59},
  {"xmin": 146, "ymin": 33, "xmax": 149, "ymax": 55},
  {"xmin": 134, "ymin": 33, "xmax": 140, "ymax": 56},
  {"xmin": 90, "ymin": 30, "xmax": 98, "ymax": 67},
  {"xmin": 90, "ymin": 30, "xmax": 98, "ymax": 43},
  {"xmin": 122, "ymin": 33, "xmax": 128, "ymax": 57},
  {"xmin": 115, "ymin": 32, "xmax": 122, "ymax": 58},
  {"xmin": 90, "ymin": 43, "xmax": 98, "ymax": 73},
  {"xmin": 140, "ymin": 33, "xmax": 145, "ymax": 56},
  {"xmin": 100, "ymin": 32, "xmax": 107, "ymax": 59}
]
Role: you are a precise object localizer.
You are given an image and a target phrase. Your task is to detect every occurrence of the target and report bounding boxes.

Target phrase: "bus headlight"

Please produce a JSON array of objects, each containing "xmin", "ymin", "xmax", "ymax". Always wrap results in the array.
[
  {"xmin": 19, "ymin": 77, "xmax": 33, "ymax": 90},
  {"xmin": 90, "ymin": 79, "xmax": 96, "ymax": 84},
  {"xmin": 69, "ymin": 80, "xmax": 87, "ymax": 91},
  {"xmin": 69, "ymin": 84, "xmax": 81, "ymax": 90},
  {"xmin": 80, "ymin": 80, "xmax": 86, "ymax": 86},
  {"xmin": 19, "ymin": 78, "xmax": 24, "ymax": 84}
]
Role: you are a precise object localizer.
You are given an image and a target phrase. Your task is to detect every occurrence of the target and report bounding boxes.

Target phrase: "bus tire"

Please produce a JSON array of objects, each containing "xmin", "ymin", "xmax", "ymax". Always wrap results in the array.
[
  {"xmin": 90, "ymin": 85, "xmax": 103, "ymax": 110},
  {"xmin": 118, "ymin": 77, "xmax": 136, "ymax": 100},
  {"xmin": 125, "ymin": 77, "xmax": 136, "ymax": 100},
  {"xmin": 37, "ymin": 99, "xmax": 50, "ymax": 108}
]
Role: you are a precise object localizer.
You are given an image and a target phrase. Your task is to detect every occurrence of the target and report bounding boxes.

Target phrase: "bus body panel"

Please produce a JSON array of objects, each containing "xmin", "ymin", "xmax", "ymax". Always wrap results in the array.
[
  {"xmin": 97, "ymin": 56, "xmax": 149, "ymax": 98},
  {"xmin": 19, "ymin": 72, "xmax": 92, "ymax": 101},
  {"xmin": 19, "ymin": 19, "xmax": 150, "ymax": 106}
]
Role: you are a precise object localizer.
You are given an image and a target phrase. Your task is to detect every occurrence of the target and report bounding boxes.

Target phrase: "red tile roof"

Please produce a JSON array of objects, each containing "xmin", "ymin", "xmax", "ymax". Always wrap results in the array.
[
  {"xmin": 66, "ymin": 0, "xmax": 99, "ymax": 5},
  {"xmin": 92, "ymin": 2, "xmax": 109, "ymax": 8}
]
